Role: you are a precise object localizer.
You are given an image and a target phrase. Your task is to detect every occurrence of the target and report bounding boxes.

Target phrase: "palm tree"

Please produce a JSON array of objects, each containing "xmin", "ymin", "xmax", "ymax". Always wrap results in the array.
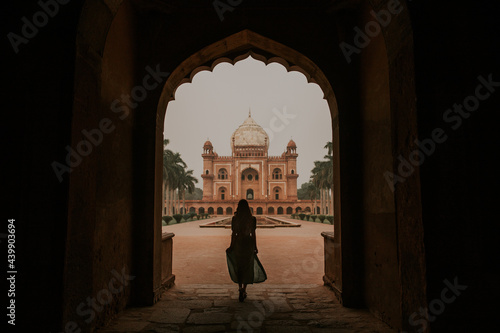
[
  {"xmin": 311, "ymin": 160, "xmax": 327, "ymax": 214},
  {"xmin": 163, "ymin": 139, "xmax": 186, "ymax": 215},
  {"xmin": 178, "ymin": 169, "xmax": 198, "ymax": 214},
  {"xmin": 311, "ymin": 141, "xmax": 334, "ymax": 215}
]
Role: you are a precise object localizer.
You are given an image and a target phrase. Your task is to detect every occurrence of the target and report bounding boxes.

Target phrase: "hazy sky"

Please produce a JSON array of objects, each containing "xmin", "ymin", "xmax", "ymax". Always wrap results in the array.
[{"xmin": 163, "ymin": 56, "xmax": 332, "ymax": 188}]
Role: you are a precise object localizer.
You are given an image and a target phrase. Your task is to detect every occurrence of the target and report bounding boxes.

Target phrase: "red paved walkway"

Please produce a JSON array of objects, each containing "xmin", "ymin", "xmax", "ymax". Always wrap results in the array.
[{"xmin": 163, "ymin": 217, "xmax": 333, "ymax": 285}]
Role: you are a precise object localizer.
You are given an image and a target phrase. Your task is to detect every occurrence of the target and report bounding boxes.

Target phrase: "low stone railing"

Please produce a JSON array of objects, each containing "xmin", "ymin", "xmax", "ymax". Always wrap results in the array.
[
  {"xmin": 265, "ymin": 215, "xmax": 301, "ymax": 227},
  {"xmin": 161, "ymin": 231, "xmax": 175, "ymax": 290},
  {"xmin": 322, "ymin": 231, "xmax": 340, "ymax": 298},
  {"xmin": 199, "ymin": 216, "xmax": 232, "ymax": 228}
]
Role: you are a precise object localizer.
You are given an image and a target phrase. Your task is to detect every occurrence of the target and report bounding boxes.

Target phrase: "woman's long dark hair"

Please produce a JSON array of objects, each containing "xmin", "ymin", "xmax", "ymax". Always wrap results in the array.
[{"xmin": 235, "ymin": 199, "xmax": 252, "ymax": 217}]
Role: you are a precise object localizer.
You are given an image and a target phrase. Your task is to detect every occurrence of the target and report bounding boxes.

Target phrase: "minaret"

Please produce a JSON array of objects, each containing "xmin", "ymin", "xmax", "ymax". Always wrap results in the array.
[
  {"xmin": 202, "ymin": 139, "xmax": 215, "ymax": 200},
  {"xmin": 286, "ymin": 139, "xmax": 298, "ymax": 200}
]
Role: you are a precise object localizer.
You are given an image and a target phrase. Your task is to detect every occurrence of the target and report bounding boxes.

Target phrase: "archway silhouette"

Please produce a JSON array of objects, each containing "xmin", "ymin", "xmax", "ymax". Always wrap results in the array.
[{"xmin": 67, "ymin": 2, "xmax": 426, "ymax": 331}]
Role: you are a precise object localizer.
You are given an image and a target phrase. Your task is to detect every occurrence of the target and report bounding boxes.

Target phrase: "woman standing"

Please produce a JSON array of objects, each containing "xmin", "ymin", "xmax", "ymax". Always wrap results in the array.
[{"xmin": 226, "ymin": 199, "xmax": 267, "ymax": 302}]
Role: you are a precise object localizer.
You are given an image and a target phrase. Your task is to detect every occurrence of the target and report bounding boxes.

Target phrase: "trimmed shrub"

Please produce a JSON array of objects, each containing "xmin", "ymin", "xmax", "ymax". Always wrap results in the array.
[
  {"xmin": 173, "ymin": 214, "xmax": 182, "ymax": 223},
  {"xmin": 310, "ymin": 215, "xmax": 317, "ymax": 222},
  {"xmin": 189, "ymin": 212, "xmax": 197, "ymax": 219},
  {"xmin": 318, "ymin": 215, "xmax": 326, "ymax": 223},
  {"xmin": 326, "ymin": 215, "xmax": 334, "ymax": 224},
  {"xmin": 182, "ymin": 214, "xmax": 191, "ymax": 221},
  {"xmin": 291, "ymin": 214, "xmax": 297, "ymax": 219},
  {"xmin": 162, "ymin": 216, "xmax": 173, "ymax": 224},
  {"xmin": 298, "ymin": 213, "xmax": 305, "ymax": 220}
]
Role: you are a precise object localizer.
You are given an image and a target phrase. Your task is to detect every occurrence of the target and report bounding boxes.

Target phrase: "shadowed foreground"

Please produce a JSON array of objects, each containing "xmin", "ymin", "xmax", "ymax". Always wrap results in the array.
[{"xmin": 97, "ymin": 283, "xmax": 395, "ymax": 333}]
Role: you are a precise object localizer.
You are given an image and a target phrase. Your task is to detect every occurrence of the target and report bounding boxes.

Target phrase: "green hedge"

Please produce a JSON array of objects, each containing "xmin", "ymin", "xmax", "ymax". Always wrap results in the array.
[
  {"xmin": 318, "ymin": 215, "xmax": 326, "ymax": 223},
  {"xmin": 326, "ymin": 215, "xmax": 334, "ymax": 224},
  {"xmin": 298, "ymin": 213, "xmax": 305, "ymax": 220},
  {"xmin": 173, "ymin": 214, "xmax": 182, "ymax": 223}
]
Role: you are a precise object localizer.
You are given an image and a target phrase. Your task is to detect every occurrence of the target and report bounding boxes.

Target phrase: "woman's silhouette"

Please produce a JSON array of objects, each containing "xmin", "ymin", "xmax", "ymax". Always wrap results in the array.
[{"xmin": 226, "ymin": 199, "xmax": 267, "ymax": 302}]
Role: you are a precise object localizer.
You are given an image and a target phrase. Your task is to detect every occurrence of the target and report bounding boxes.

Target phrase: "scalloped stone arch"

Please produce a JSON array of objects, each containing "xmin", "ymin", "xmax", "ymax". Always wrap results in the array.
[
  {"xmin": 169, "ymin": 51, "xmax": 320, "ymax": 103},
  {"xmin": 157, "ymin": 29, "xmax": 338, "ymax": 128}
]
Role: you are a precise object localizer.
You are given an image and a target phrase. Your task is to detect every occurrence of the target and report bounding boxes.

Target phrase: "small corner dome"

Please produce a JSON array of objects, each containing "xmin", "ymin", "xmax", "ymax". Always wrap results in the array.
[
  {"xmin": 230, "ymin": 113, "xmax": 269, "ymax": 149},
  {"xmin": 203, "ymin": 140, "xmax": 213, "ymax": 148},
  {"xmin": 287, "ymin": 139, "xmax": 297, "ymax": 148}
]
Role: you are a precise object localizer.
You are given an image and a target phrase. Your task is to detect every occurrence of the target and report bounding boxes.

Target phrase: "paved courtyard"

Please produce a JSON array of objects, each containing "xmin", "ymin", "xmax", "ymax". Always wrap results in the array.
[
  {"xmin": 96, "ymin": 218, "xmax": 396, "ymax": 332},
  {"xmin": 167, "ymin": 217, "xmax": 332, "ymax": 285}
]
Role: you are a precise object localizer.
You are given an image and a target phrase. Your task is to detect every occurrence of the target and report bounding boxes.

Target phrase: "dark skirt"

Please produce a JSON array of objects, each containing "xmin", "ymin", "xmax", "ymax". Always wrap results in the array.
[{"xmin": 226, "ymin": 243, "xmax": 267, "ymax": 284}]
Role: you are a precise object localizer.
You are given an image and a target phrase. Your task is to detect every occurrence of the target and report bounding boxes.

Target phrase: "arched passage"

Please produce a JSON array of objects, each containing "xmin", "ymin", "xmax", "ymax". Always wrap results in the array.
[
  {"xmin": 155, "ymin": 26, "xmax": 425, "ymax": 329},
  {"xmin": 68, "ymin": 3, "xmax": 425, "ymax": 331}
]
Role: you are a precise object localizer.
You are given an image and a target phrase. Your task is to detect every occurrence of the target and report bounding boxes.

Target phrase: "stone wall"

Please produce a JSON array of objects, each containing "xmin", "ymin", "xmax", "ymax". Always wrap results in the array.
[{"xmin": 7, "ymin": 0, "xmax": 498, "ymax": 332}]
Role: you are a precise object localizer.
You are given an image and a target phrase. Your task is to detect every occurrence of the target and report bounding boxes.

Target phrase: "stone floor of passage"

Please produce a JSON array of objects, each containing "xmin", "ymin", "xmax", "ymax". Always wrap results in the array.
[{"xmin": 96, "ymin": 283, "xmax": 396, "ymax": 333}]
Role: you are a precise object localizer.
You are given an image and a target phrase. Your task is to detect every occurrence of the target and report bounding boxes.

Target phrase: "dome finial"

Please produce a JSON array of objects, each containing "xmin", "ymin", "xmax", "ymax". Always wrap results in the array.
[{"xmin": 248, "ymin": 108, "xmax": 251, "ymax": 118}]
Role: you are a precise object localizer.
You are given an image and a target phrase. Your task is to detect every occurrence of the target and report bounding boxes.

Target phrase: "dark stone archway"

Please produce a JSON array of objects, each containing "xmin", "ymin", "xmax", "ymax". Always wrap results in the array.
[
  {"xmin": 62, "ymin": 1, "xmax": 426, "ymax": 331},
  {"xmin": 9, "ymin": 0, "xmax": 500, "ymax": 330}
]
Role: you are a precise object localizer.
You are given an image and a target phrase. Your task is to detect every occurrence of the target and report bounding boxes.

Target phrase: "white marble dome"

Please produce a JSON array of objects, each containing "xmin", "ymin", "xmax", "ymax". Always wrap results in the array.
[{"xmin": 231, "ymin": 113, "xmax": 269, "ymax": 150}]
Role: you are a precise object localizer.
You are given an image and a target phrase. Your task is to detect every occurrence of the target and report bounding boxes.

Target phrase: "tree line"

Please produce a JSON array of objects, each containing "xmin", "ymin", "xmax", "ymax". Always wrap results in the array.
[
  {"xmin": 162, "ymin": 139, "xmax": 198, "ymax": 215},
  {"xmin": 297, "ymin": 141, "xmax": 334, "ymax": 215}
]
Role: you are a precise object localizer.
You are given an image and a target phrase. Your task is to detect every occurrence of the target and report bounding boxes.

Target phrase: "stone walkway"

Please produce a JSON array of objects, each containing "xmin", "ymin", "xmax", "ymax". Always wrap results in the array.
[
  {"xmin": 97, "ymin": 218, "xmax": 396, "ymax": 332},
  {"xmin": 97, "ymin": 283, "xmax": 395, "ymax": 333}
]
